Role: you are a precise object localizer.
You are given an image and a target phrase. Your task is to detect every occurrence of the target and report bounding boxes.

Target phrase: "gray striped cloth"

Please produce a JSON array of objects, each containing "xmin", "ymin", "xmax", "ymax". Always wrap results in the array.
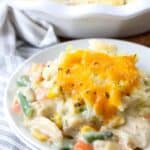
[{"xmin": 0, "ymin": 2, "xmax": 58, "ymax": 150}]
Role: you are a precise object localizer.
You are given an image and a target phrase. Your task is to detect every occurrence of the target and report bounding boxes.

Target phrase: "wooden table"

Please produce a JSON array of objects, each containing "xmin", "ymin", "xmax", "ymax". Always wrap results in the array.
[
  {"xmin": 60, "ymin": 32, "xmax": 150, "ymax": 47},
  {"xmin": 123, "ymin": 32, "xmax": 150, "ymax": 47}
]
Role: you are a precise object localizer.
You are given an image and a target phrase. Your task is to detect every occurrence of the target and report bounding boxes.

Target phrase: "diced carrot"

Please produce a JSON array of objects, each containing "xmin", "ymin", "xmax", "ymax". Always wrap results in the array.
[
  {"xmin": 144, "ymin": 113, "xmax": 150, "ymax": 121},
  {"xmin": 36, "ymin": 75, "xmax": 44, "ymax": 82},
  {"xmin": 11, "ymin": 102, "xmax": 20, "ymax": 113},
  {"xmin": 27, "ymin": 63, "xmax": 45, "ymax": 77},
  {"xmin": 35, "ymin": 87, "xmax": 48, "ymax": 100},
  {"xmin": 74, "ymin": 140, "xmax": 93, "ymax": 150}
]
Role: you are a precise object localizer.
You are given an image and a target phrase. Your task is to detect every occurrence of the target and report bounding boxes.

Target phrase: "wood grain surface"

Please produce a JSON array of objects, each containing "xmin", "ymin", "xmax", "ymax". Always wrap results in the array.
[{"xmin": 123, "ymin": 32, "xmax": 150, "ymax": 47}]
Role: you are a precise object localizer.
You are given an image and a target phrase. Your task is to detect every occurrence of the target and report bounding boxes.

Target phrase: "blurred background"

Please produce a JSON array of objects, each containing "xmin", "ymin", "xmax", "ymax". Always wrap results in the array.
[{"xmin": 0, "ymin": 0, "xmax": 150, "ymax": 55}]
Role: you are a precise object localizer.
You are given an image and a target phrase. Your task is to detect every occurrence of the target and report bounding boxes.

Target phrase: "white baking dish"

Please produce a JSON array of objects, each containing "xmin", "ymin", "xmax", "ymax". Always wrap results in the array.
[{"xmin": 10, "ymin": 0, "xmax": 150, "ymax": 38}]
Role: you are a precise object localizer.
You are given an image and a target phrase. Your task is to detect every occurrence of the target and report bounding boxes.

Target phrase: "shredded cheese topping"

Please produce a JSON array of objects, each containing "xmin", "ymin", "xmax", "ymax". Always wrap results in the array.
[{"xmin": 57, "ymin": 50, "xmax": 139, "ymax": 121}]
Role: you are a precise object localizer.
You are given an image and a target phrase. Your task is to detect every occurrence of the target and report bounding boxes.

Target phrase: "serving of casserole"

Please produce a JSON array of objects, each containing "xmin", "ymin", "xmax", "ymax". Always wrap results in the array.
[{"xmin": 7, "ymin": 40, "xmax": 150, "ymax": 150}]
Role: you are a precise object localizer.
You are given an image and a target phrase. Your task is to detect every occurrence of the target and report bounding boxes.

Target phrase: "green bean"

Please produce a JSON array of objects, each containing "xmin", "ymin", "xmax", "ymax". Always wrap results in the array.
[
  {"xmin": 17, "ymin": 75, "xmax": 30, "ymax": 87},
  {"xmin": 18, "ymin": 92, "xmax": 34, "ymax": 117},
  {"xmin": 83, "ymin": 131, "xmax": 113, "ymax": 143}
]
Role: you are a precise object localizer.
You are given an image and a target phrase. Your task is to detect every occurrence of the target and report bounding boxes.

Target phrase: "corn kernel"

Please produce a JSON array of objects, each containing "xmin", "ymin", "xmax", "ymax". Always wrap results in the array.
[
  {"xmin": 108, "ymin": 115, "xmax": 125, "ymax": 128},
  {"xmin": 80, "ymin": 125, "xmax": 95, "ymax": 134},
  {"xmin": 52, "ymin": 113, "xmax": 62, "ymax": 128},
  {"xmin": 31, "ymin": 128, "xmax": 49, "ymax": 142},
  {"xmin": 47, "ymin": 85, "xmax": 59, "ymax": 99}
]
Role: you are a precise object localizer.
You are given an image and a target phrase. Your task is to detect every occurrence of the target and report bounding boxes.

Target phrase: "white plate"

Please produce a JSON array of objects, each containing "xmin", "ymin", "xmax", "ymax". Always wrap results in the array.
[
  {"xmin": 4, "ymin": 39, "xmax": 150, "ymax": 150},
  {"xmin": 9, "ymin": 0, "xmax": 150, "ymax": 38}
]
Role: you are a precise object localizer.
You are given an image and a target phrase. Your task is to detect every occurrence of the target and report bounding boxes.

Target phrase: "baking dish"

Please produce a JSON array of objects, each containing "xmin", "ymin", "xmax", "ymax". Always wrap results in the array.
[{"xmin": 10, "ymin": 0, "xmax": 150, "ymax": 38}]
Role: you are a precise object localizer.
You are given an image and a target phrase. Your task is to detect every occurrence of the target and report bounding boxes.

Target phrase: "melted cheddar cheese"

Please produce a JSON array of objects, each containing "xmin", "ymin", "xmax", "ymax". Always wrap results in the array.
[{"xmin": 57, "ymin": 50, "xmax": 139, "ymax": 121}]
